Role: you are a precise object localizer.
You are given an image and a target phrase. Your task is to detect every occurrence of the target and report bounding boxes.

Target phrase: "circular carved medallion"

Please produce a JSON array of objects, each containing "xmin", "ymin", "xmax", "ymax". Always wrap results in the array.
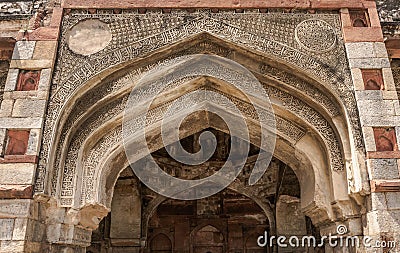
[
  {"xmin": 295, "ymin": 19, "xmax": 337, "ymax": 53},
  {"xmin": 66, "ymin": 19, "xmax": 112, "ymax": 56}
]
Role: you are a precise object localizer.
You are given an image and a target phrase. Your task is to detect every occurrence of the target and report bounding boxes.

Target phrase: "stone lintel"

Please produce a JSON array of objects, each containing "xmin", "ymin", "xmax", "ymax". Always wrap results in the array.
[
  {"xmin": 0, "ymin": 155, "xmax": 38, "ymax": 164},
  {"xmin": 367, "ymin": 151, "xmax": 400, "ymax": 159},
  {"xmin": 371, "ymin": 179, "xmax": 400, "ymax": 192},
  {"xmin": 61, "ymin": 0, "xmax": 374, "ymax": 10},
  {"xmin": 0, "ymin": 185, "xmax": 33, "ymax": 199}
]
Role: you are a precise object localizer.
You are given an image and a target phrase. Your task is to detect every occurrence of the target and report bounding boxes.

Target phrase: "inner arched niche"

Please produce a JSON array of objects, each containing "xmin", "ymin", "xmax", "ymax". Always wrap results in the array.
[{"xmin": 87, "ymin": 133, "xmax": 323, "ymax": 253}]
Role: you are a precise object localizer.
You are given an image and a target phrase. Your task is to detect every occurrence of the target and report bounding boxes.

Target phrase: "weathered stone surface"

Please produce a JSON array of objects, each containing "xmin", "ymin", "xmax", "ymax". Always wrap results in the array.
[
  {"xmin": 349, "ymin": 57, "xmax": 391, "ymax": 69},
  {"xmin": 377, "ymin": 0, "xmax": 400, "ymax": 22},
  {"xmin": 382, "ymin": 91, "xmax": 398, "ymax": 100},
  {"xmin": 4, "ymin": 68, "xmax": 18, "ymax": 91},
  {"xmin": 0, "ymin": 185, "xmax": 33, "ymax": 199},
  {"xmin": 4, "ymin": 130, "xmax": 30, "ymax": 156},
  {"xmin": 345, "ymin": 42, "xmax": 388, "ymax": 59},
  {"xmin": 11, "ymin": 41, "xmax": 35, "ymax": 60},
  {"xmin": 355, "ymin": 90, "xmax": 383, "ymax": 101},
  {"xmin": 360, "ymin": 115, "xmax": 400, "ymax": 127},
  {"xmin": 0, "ymin": 163, "xmax": 35, "ymax": 185},
  {"xmin": 0, "ymin": 2, "xmax": 399, "ymax": 251},
  {"xmin": 37, "ymin": 68, "xmax": 52, "ymax": 92},
  {"xmin": 0, "ymin": 219, "xmax": 14, "ymax": 240},
  {"xmin": 382, "ymin": 67, "xmax": 397, "ymax": 91},
  {"xmin": 358, "ymin": 99, "xmax": 396, "ymax": 116},
  {"xmin": 367, "ymin": 159, "xmax": 399, "ymax": 180},
  {"xmin": 0, "ymin": 239, "xmax": 25, "ymax": 253},
  {"xmin": 12, "ymin": 99, "xmax": 46, "ymax": 118},
  {"xmin": 25, "ymin": 27, "xmax": 60, "ymax": 41},
  {"xmin": 12, "ymin": 218, "xmax": 27, "ymax": 241},
  {"xmin": 61, "ymin": 0, "xmax": 371, "ymax": 9},
  {"xmin": 0, "ymin": 99, "xmax": 14, "ymax": 117},
  {"xmin": 26, "ymin": 129, "xmax": 40, "ymax": 156},
  {"xmin": 371, "ymin": 179, "xmax": 400, "ymax": 192},
  {"xmin": 67, "ymin": 19, "xmax": 112, "ymax": 56},
  {"xmin": 0, "ymin": 155, "xmax": 38, "ymax": 164},
  {"xmin": 350, "ymin": 68, "xmax": 365, "ymax": 90},
  {"xmin": 0, "ymin": 200, "xmax": 33, "ymax": 218},
  {"xmin": 32, "ymin": 41, "xmax": 57, "ymax": 60},
  {"xmin": 0, "ymin": 129, "xmax": 6, "ymax": 155},
  {"xmin": 343, "ymin": 27, "xmax": 384, "ymax": 43},
  {"xmin": 0, "ymin": 117, "xmax": 43, "ymax": 129},
  {"xmin": 10, "ymin": 59, "xmax": 53, "ymax": 69},
  {"xmin": 386, "ymin": 192, "xmax": 400, "ymax": 210}
]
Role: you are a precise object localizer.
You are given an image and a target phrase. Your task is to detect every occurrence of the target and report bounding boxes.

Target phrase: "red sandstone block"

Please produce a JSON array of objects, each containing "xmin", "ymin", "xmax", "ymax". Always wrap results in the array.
[
  {"xmin": 16, "ymin": 70, "xmax": 40, "ymax": 91},
  {"xmin": 388, "ymin": 49, "xmax": 400, "ymax": 59},
  {"xmin": 386, "ymin": 39, "xmax": 400, "ymax": 59},
  {"xmin": 50, "ymin": 7, "xmax": 64, "ymax": 28},
  {"xmin": 373, "ymin": 127, "xmax": 397, "ymax": 152},
  {"xmin": 61, "ymin": 0, "xmax": 372, "ymax": 9},
  {"xmin": 361, "ymin": 69, "xmax": 384, "ymax": 90},
  {"xmin": 367, "ymin": 6, "xmax": 381, "ymax": 27},
  {"xmin": 343, "ymin": 27, "xmax": 384, "ymax": 42},
  {"xmin": 5, "ymin": 130, "xmax": 30, "ymax": 156},
  {"xmin": 0, "ymin": 38, "xmax": 16, "ymax": 61},
  {"xmin": 371, "ymin": 180, "xmax": 400, "ymax": 192},
  {"xmin": 0, "ymin": 155, "xmax": 38, "ymax": 164},
  {"xmin": 25, "ymin": 27, "xmax": 60, "ymax": 41},
  {"xmin": 0, "ymin": 185, "xmax": 33, "ymax": 199},
  {"xmin": 367, "ymin": 151, "xmax": 400, "ymax": 159},
  {"xmin": 311, "ymin": 1, "xmax": 363, "ymax": 9}
]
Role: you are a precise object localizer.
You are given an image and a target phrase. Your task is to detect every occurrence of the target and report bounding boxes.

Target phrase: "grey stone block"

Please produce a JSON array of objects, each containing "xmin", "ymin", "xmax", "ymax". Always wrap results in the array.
[
  {"xmin": 4, "ymin": 69, "xmax": 19, "ymax": 91},
  {"xmin": 349, "ymin": 58, "xmax": 391, "ymax": 69},
  {"xmin": 357, "ymin": 99, "xmax": 396, "ymax": 116},
  {"xmin": 386, "ymin": 192, "xmax": 400, "ymax": 210},
  {"xmin": 37, "ymin": 68, "xmax": 52, "ymax": 92},
  {"xmin": 12, "ymin": 41, "xmax": 36, "ymax": 60},
  {"xmin": 0, "ymin": 200, "xmax": 33, "ymax": 218},
  {"xmin": 0, "ymin": 117, "xmax": 43, "ymax": 129},
  {"xmin": 12, "ymin": 99, "xmax": 47, "ymax": 118},
  {"xmin": 355, "ymin": 90, "xmax": 383, "ymax": 101},
  {"xmin": 368, "ymin": 192, "xmax": 387, "ymax": 211},
  {"xmin": 346, "ymin": 42, "xmax": 375, "ymax": 59},
  {"xmin": 0, "ymin": 219, "xmax": 14, "ymax": 240},
  {"xmin": 367, "ymin": 159, "xmax": 399, "ymax": 180}
]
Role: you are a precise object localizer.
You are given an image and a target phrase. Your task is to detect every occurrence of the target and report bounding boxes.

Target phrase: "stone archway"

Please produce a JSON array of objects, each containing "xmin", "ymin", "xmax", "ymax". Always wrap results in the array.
[{"xmin": 33, "ymin": 12, "xmax": 366, "ymax": 252}]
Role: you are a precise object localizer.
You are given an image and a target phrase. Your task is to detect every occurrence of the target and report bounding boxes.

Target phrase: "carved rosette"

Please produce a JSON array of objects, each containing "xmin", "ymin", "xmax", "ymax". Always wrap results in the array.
[{"xmin": 295, "ymin": 19, "xmax": 337, "ymax": 53}]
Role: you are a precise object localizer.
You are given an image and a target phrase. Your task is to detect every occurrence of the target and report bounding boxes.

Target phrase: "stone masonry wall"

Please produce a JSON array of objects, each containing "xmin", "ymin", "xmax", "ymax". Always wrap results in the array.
[{"xmin": 0, "ymin": 0, "xmax": 400, "ymax": 252}]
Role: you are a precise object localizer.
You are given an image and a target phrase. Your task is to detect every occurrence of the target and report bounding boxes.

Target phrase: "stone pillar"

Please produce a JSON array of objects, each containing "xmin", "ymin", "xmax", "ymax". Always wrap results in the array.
[
  {"xmin": 109, "ymin": 178, "xmax": 141, "ymax": 251},
  {"xmin": 342, "ymin": 2, "xmax": 400, "ymax": 252},
  {"xmin": 276, "ymin": 195, "xmax": 307, "ymax": 252},
  {"xmin": 42, "ymin": 198, "xmax": 109, "ymax": 253}
]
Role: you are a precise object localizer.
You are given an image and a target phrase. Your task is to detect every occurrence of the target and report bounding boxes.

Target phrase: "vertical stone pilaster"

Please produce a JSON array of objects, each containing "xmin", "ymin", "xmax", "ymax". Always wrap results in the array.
[
  {"xmin": 342, "ymin": 2, "xmax": 400, "ymax": 252},
  {"xmin": 0, "ymin": 6, "xmax": 63, "ymax": 253}
]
